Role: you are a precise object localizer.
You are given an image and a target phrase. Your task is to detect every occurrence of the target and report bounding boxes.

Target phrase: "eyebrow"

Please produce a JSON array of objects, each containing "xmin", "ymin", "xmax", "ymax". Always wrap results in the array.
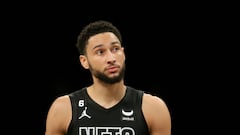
[{"xmin": 92, "ymin": 41, "xmax": 120, "ymax": 50}]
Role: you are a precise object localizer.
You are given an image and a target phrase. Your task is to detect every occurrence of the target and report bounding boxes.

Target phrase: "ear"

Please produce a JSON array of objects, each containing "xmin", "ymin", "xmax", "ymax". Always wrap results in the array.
[
  {"xmin": 122, "ymin": 47, "xmax": 126, "ymax": 59},
  {"xmin": 79, "ymin": 55, "xmax": 89, "ymax": 69}
]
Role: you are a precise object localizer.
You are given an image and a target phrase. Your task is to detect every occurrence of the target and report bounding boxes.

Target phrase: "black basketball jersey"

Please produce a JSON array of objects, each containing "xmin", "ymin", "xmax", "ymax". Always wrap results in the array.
[{"xmin": 66, "ymin": 86, "xmax": 150, "ymax": 135}]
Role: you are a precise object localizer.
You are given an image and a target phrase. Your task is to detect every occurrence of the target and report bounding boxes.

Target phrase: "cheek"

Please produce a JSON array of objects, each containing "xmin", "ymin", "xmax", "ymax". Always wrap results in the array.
[{"xmin": 88, "ymin": 58, "xmax": 103, "ymax": 68}]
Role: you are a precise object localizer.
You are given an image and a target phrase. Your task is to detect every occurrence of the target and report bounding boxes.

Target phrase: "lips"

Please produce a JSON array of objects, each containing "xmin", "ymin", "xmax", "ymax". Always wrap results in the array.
[{"xmin": 105, "ymin": 65, "xmax": 119, "ymax": 72}]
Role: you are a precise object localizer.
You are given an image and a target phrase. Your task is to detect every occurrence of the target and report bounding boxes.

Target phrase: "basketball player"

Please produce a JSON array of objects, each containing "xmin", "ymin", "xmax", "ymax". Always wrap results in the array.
[{"xmin": 45, "ymin": 20, "xmax": 171, "ymax": 135}]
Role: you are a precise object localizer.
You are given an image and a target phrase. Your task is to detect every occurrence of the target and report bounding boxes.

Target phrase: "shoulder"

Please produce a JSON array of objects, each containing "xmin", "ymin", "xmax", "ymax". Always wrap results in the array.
[
  {"xmin": 50, "ymin": 95, "xmax": 71, "ymax": 111},
  {"xmin": 45, "ymin": 95, "xmax": 72, "ymax": 134},
  {"xmin": 48, "ymin": 95, "xmax": 72, "ymax": 120},
  {"xmin": 142, "ymin": 93, "xmax": 172, "ymax": 134},
  {"xmin": 143, "ymin": 93, "xmax": 168, "ymax": 108},
  {"xmin": 142, "ymin": 93, "xmax": 170, "ymax": 117}
]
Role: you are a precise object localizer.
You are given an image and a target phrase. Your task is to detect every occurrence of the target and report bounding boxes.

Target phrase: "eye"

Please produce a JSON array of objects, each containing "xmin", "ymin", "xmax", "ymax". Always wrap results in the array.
[
  {"xmin": 112, "ymin": 46, "xmax": 120, "ymax": 52},
  {"xmin": 96, "ymin": 49, "xmax": 104, "ymax": 55}
]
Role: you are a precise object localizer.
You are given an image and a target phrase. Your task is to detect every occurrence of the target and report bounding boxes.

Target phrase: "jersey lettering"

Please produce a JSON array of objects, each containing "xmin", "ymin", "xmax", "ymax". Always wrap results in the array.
[{"xmin": 79, "ymin": 127, "xmax": 135, "ymax": 135}]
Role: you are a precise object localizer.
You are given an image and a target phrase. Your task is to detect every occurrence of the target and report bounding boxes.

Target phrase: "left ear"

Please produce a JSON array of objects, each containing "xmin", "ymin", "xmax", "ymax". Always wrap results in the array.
[
  {"xmin": 79, "ymin": 55, "xmax": 89, "ymax": 69},
  {"xmin": 122, "ymin": 47, "xmax": 126, "ymax": 60}
]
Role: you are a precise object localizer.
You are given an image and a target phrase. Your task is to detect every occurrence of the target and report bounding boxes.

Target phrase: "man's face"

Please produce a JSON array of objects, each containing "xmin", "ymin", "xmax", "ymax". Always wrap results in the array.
[{"xmin": 80, "ymin": 32, "xmax": 126, "ymax": 84}]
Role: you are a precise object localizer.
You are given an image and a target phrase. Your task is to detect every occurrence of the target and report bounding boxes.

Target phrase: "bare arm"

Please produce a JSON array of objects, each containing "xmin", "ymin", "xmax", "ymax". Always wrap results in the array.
[
  {"xmin": 142, "ymin": 93, "xmax": 172, "ymax": 135},
  {"xmin": 45, "ymin": 95, "xmax": 72, "ymax": 135}
]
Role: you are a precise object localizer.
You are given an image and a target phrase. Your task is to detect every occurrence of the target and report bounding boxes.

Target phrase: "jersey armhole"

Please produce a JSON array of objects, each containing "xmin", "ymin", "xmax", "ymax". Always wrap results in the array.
[
  {"xmin": 66, "ymin": 94, "xmax": 76, "ymax": 135},
  {"xmin": 137, "ymin": 90, "xmax": 150, "ymax": 133}
]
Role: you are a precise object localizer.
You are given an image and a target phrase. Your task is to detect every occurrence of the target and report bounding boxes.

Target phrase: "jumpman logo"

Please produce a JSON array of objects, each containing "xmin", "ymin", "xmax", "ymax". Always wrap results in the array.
[{"xmin": 79, "ymin": 107, "xmax": 91, "ymax": 119}]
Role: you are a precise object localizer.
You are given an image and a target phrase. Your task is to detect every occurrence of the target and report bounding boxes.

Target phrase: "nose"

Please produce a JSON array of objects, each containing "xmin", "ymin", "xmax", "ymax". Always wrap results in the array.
[{"xmin": 106, "ymin": 50, "xmax": 116, "ymax": 64}]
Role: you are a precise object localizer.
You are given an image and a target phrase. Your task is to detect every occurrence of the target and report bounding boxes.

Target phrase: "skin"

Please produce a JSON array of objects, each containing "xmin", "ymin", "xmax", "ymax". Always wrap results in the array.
[{"xmin": 45, "ymin": 32, "xmax": 171, "ymax": 135}]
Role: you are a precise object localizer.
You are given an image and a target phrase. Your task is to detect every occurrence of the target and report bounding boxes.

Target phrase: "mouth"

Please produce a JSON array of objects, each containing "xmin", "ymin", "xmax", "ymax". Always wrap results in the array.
[{"xmin": 105, "ymin": 66, "xmax": 119, "ymax": 73}]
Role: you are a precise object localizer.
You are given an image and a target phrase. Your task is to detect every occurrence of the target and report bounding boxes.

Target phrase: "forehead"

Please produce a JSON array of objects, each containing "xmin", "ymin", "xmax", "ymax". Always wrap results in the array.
[{"xmin": 88, "ymin": 32, "xmax": 119, "ymax": 46}]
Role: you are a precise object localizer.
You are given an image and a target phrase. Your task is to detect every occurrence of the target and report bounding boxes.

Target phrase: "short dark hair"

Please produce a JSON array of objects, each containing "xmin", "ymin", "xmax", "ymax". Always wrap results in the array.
[{"xmin": 76, "ymin": 20, "xmax": 123, "ymax": 55}]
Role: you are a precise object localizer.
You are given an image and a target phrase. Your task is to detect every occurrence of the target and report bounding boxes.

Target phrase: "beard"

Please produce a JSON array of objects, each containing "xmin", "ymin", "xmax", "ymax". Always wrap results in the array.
[{"xmin": 89, "ymin": 63, "xmax": 126, "ymax": 84}]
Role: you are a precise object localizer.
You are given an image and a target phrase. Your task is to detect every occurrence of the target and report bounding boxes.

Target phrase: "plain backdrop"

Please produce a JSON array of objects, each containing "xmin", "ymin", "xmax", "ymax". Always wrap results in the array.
[{"xmin": 2, "ymin": 4, "xmax": 227, "ymax": 135}]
